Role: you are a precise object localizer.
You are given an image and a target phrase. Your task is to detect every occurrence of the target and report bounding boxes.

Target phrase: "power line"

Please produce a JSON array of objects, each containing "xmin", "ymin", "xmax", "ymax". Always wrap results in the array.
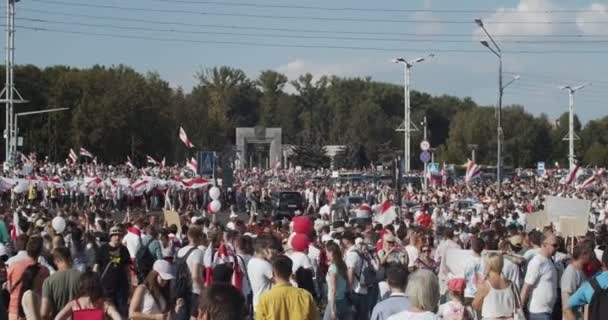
[
  {"xmin": 15, "ymin": 7, "xmax": 608, "ymax": 38},
  {"xmin": 149, "ymin": 0, "xmax": 608, "ymax": 14},
  {"xmin": 19, "ymin": 17, "xmax": 608, "ymax": 45},
  {"xmin": 28, "ymin": 0, "xmax": 608, "ymax": 24},
  {"xmin": 16, "ymin": 24, "xmax": 608, "ymax": 54}
]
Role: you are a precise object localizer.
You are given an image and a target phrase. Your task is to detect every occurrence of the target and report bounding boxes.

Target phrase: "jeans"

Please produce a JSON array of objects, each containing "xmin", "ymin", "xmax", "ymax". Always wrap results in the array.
[
  {"xmin": 349, "ymin": 293, "xmax": 369, "ymax": 320},
  {"xmin": 528, "ymin": 312, "xmax": 552, "ymax": 320}
]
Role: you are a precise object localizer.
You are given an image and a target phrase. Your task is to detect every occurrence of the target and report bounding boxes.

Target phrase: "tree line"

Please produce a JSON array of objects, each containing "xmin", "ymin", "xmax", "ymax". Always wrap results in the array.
[{"xmin": 2, "ymin": 64, "xmax": 607, "ymax": 169}]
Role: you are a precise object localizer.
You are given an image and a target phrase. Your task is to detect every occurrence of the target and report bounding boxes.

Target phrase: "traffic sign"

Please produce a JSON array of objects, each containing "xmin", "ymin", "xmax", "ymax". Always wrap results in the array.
[
  {"xmin": 420, "ymin": 140, "xmax": 430, "ymax": 151},
  {"xmin": 419, "ymin": 151, "xmax": 431, "ymax": 163},
  {"xmin": 197, "ymin": 151, "xmax": 216, "ymax": 176},
  {"xmin": 427, "ymin": 162, "xmax": 440, "ymax": 174},
  {"xmin": 537, "ymin": 161, "xmax": 545, "ymax": 176}
]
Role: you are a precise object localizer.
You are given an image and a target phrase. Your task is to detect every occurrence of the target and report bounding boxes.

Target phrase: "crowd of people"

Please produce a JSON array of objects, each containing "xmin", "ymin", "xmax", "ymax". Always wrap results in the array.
[{"xmin": 0, "ymin": 159, "xmax": 606, "ymax": 320}]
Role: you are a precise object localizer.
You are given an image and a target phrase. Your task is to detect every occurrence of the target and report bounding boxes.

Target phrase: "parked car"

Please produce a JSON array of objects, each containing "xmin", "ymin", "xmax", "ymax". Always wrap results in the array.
[
  {"xmin": 331, "ymin": 195, "xmax": 365, "ymax": 222},
  {"xmin": 271, "ymin": 191, "xmax": 304, "ymax": 221}
]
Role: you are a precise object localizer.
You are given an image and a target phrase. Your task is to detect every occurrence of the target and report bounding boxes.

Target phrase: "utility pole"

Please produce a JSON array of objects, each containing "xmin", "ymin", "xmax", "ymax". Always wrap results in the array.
[
  {"xmin": 560, "ymin": 84, "xmax": 588, "ymax": 171},
  {"xmin": 468, "ymin": 144, "xmax": 478, "ymax": 162},
  {"xmin": 0, "ymin": 0, "xmax": 27, "ymax": 164},
  {"xmin": 422, "ymin": 115, "xmax": 428, "ymax": 192}
]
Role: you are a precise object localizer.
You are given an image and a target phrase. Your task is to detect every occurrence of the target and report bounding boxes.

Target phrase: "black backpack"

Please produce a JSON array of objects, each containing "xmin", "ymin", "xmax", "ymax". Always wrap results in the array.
[
  {"xmin": 356, "ymin": 252, "xmax": 377, "ymax": 288},
  {"xmin": 588, "ymin": 277, "xmax": 608, "ymax": 320},
  {"xmin": 173, "ymin": 247, "xmax": 197, "ymax": 299},
  {"xmin": 135, "ymin": 240, "xmax": 155, "ymax": 284}
]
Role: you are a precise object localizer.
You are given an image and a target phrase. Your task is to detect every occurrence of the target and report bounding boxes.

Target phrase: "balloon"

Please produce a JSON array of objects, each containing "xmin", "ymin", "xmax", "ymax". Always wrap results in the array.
[
  {"xmin": 209, "ymin": 186, "xmax": 221, "ymax": 200},
  {"xmin": 292, "ymin": 216, "xmax": 313, "ymax": 234},
  {"xmin": 52, "ymin": 216, "xmax": 66, "ymax": 234},
  {"xmin": 291, "ymin": 233, "xmax": 310, "ymax": 252},
  {"xmin": 209, "ymin": 200, "xmax": 222, "ymax": 213}
]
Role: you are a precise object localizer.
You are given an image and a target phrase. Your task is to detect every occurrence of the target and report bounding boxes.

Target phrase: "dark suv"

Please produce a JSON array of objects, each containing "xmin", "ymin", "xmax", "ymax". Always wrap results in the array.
[{"xmin": 271, "ymin": 191, "xmax": 304, "ymax": 220}]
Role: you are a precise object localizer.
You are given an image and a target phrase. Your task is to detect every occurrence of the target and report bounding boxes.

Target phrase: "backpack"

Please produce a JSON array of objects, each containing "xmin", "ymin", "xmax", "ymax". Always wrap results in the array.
[
  {"xmin": 355, "ymin": 252, "xmax": 377, "ymax": 288},
  {"xmin": 135, "ymin": 240, "xmax": 155, "ymax": 284},
  {"xmin": 588, "ymin": 277, "xmax": 608, "ymax": 320},
  {"xmin": 173, "ymin": 247, "xmax": 198, "ymax": 300}
]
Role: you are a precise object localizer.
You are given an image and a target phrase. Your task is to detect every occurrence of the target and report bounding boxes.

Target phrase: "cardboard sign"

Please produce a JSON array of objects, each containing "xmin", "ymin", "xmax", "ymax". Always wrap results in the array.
[
  {"xmin": 526, "ymin": 211, "xmax": 550, "ymax": 232},
  {"xmin": 444, "ymin": 249, "xmax": 475, "ymax": 278},
  {"xmin": 164, "ymin": 209, "xmax": 181, "ymax": 230},
  {"xmin": 558, "ymin": 216, "xmax": 588, "ymax": 237},
  {"xmin": 545, "ymin": 196, "xmax": 591, "ymax": 221}
]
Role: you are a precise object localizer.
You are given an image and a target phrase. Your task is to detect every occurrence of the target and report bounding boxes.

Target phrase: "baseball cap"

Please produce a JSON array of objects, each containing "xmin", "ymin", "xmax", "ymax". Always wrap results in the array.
[
  {"xmin": 448, "ymin": 278, "xmax": 466, "ymax": 292},
  {"xmin": 153, "ymin": 260, "xmax": 175, "ymax": 280},
  {"xmin": 109, "ymin": 226, "xmax": 121, "ymax": 236},
  {"xmin": 384, "ymin": 234, "xmax": 396, "ymax": 243}
]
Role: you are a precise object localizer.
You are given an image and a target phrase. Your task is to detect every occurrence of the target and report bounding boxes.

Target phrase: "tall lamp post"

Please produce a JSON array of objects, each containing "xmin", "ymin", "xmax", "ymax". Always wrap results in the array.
[
  {"xmin": 475, "ymin": 19, "xmax": 519, "ymax": 195},
  {"xmin": 14, "ymin": 108, "xmax": 69, "ymax": 151},
  {"xmin": 392, "ymin": 54, "xmax": 433, "ymax": 174},
  {"xmin": 559, "ymin": 84, "xmax": 589, "ymax": 171}
]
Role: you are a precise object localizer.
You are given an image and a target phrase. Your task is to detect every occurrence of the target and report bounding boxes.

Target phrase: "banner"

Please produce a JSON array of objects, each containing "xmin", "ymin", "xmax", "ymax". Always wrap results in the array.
[
  {"xmin": 558, "ymin": 216, "xmax": 588, "ymax": 237},
  {"xmin": 545, "ymin": 196, "xmax": 591, "ymax": 222},
  {"xmin": 163, "ymin": 209, "xmax": 181, "ymax": 230},
  {"xmin": 526, "ymin": 211, "xmax": 550, "ymax": 232}
]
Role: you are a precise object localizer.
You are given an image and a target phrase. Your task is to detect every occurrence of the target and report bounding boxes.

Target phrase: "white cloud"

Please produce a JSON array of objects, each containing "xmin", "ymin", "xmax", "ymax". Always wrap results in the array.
[
  {"xmin": 576, "ymin": 3, "xmax": 608, "ymax": 35},
  {"xmin": 473, "ymin": 0, "xmax": 558, "ymax": 39}
]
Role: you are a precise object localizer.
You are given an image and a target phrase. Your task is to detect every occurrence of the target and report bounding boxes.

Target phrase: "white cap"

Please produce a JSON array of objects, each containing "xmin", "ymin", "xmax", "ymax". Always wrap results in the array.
[
  {"xmin": 355, "ymin": 237, "xmax": 364, "ymax": 245},
  {"xmin": 153, "ymin": 260, "xmax": 175, "ymax": 280},
  {"xmin": 321, "ymin": 234, "xmax": 333, "ymax": 243},
  {"xmin": 226, "ymin": 222, "xmax": 236, "ymax": 231}
]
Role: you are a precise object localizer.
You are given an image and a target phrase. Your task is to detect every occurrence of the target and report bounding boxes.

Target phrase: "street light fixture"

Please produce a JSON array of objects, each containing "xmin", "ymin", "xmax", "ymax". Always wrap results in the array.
[
  {"xmin": 392, "ymin": 53, "xmax": 434, "ymax": 173},
  {"xmin": 14, "ymin": 107, "xmax": 69, "ymax": 150},
  {"xmin": 559, "ymin": 83, "xmax": 589, "ymax": 171}
]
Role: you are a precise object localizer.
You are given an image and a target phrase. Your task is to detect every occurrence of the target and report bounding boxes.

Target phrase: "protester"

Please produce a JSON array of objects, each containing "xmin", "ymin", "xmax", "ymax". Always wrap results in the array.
[
  {"xmin": 129, "ymin": 260, "xmax": 175, "ymax": 320},
  {"xmin": 248, "ymin": 234, "xmax": 280, "ymax": 312},
  {"xmin": 560, "ymin": 243, "xmax": 591, "ymax": 320},
  {"xmin": 255, "ymin": 255, "xmax": 319, "ymax": 320},
  {"xmin": 521, "ymin": 234, "xmax": 559, "ymax": 320},
  {"xmin": 54, "ymin": 271, "xmax": 122, "ymax": 320},
  {"xmin": 40, "ymin": 247, "xmax": 81, "ymax": 320},
  {"xmin": 17, "ymin": 264, "xmax": 43, "ymax": 320},
  {"xmin": 324, "ymin": 242, "xmax": 352, "ymax": 320},
  {"xmin": 415, "ymin": 244, "xmax": 438, "ymax": 273},
  {"xmin": 197, "ymin": 283, "xmax": 245, "ymax": 320},
  {"xmin": 370, "ymin": 264, "xmax": 411, "ymax": 320},
  {"xmin": 386, "ymin": 269, "xmax": 440, "ymax": 320},
  {"xmin": 343, "ymin": 231, "xmax": 371, "ymax": 320},
  {"xmin": 437, "ymin": 278, "xmax": 473, "ymax": 320},
  {"xmin": 93, "ymin": 226, "xmax": 130, "ymax": 317},
  {"xmin": 472, "ymin": 253, "xmax": 517, "ymax": 320},
  {"xmin": 174, "ymin": 225, "xmax": 205, "ymax": 320}
]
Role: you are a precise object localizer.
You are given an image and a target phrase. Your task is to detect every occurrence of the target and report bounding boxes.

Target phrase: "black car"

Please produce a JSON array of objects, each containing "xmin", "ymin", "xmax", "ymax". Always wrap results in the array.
[{"xmin": 271, "ymin": 191, "xmax": 304, "ymax": 220}]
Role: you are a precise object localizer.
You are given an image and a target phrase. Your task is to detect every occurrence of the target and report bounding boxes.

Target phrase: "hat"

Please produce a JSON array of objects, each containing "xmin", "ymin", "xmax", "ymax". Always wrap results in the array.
[
  {"xmin": 509, "ymin": 235, "xmax": 523, "ymax": 247},
  {"xmin": 321, "ymin": 234, "xmax": 334, "ymax": 243},
  {"xmin": 109, "ymin": 226, "xmax": 121, "ymax": 236},
  {"xmin": 153, "ymin": 260, "xmax": 175, "ymax": 280},
  {"xmin": 448, "ymin": 278, "xmax": 466, "ymax": 292},
  {"xmin": 355, "ymin": 237, "xmax": 364, "ymax": 246},
  {"xmin": 35, "ymin": 219, "xmax": 46, "ymax": 228}
]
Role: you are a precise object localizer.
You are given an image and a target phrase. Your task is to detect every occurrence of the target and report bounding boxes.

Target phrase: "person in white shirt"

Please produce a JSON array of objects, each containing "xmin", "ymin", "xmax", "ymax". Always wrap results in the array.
[
  {"xmin": 175, "ymin": 226, "xmax": 205, "ymax": 320},
  {"xmin": 247, "ymin": 234, "xmax": 281, "ymax": 312},
  {"xmin": 342, "ymin": 231, "xmax": 369, "ymax": 320},
  {"xmin": 521, "ymin": 234, "xmax": 559, "ymax": 320}
]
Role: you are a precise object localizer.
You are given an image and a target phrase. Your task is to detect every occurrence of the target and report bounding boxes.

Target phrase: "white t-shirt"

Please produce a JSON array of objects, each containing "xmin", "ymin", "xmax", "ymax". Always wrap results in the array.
[
  {"xmin": 289, "ymin": 251, "xmax": 313, "ymax": 273},
  {"xmin": 122, "ymin": 230, "xmax": 142, "ymax": 259},
  {"xmin": 502, "ymin": 258, "xmax": 522, "ymax": 290},
  {"xmin": 523, "ymin": 247, "xmax": 541, "ymax": 263},
  {"xmin": 247, "ymin": 257, "xmax": 273, "ymax": 311},
  {"xmin": 463, "ymin": 254, "xmax": 483, "ymax": 298},
  {"xmin": 176, "ymin": 245, "xmax": 204, "ymax": 295},
  {"xmin": 236, "ymin": 254, "xmax": 252, "ymax": 296},
  {"xmin": 405, "ymin": 245, "xmax": 419, "ymax": 268},
  {"xmin": 387, "ymin": 310, "xmax": 438, "ymax": 320},
  {"xmin": 524, "ymin": 254, "xmax": 558, "ymax": 313},
  {"xmin": 345, "ymin": 246, "xmax": 367, "ymax": 294}
]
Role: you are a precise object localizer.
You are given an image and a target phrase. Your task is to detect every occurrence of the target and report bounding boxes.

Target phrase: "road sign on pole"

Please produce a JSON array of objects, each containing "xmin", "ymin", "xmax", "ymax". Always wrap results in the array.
[
  {"xmin": 420, "ymin": 151, "xmax": 431, "ymax": 163},
  {"xmin": 420, "ymin": 140, "xmax": 430, "ymax": 151}
]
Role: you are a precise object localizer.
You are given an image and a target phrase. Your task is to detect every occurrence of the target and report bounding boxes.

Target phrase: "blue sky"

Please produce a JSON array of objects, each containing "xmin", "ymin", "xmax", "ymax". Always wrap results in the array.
[{"xmin": 11, "ymin": 0, "xmax": 608, "ymax": 123}]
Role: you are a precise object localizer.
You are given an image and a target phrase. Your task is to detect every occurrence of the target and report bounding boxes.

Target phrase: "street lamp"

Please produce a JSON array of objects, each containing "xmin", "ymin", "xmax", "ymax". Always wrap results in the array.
[
  {"xmin": 475, "ymin": 18, "xmax": 519, "ymax": 195},
  {"xmin": 14, "ymin": 107, "xmax": 69, "ymax": 150},
  {"xmin": 392, "ymin": 53, "xmax": 434, "ymax": 174},
  {"xmin": 559, "ymin": 83, "xmax": 589, "ymax": 171}
]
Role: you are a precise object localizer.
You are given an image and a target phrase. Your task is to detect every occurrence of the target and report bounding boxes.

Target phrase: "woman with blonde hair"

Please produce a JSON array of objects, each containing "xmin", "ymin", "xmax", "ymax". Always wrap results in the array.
[
  {"xmin": 387, "ymin": 269, "xmax": 440, "ymax": 320},
  {"xmin": 472, "ymin": 253, "xmax": 519, "ymax": 320}
]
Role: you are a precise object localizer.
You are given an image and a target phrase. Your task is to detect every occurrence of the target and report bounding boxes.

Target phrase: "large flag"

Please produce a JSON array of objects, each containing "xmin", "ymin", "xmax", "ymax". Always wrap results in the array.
[
  {"xmin": 79, "ymin": 147, "xmax": 93, "ymax": 158},
  {"xmin": 187, "ymin": 157, "xmax": 198, "ymax": 173},
  {"xmin": 578, "ymin": 169, "xmax": 604, "ymax": 189},
  {"xmin": 374, "ymin": 200, "xmax": 398, "ymax": 226},
  {"xmin": 179, "ymin": 126, "xmax": 195, "ymax": 148},
  {"xmin": 146, "ymin": 155, "xmax": 158, "ymax": 166},
  {"xmin": 465, "ymin": 160, "xmax": 481, "ymax": 183},
  {"xmin": 68, "ymin": 148, "xmax": 78, "ymax": 163},
  {"xmin": 562, "ymin": 164, "xmax": 580, "ymax": 185}
]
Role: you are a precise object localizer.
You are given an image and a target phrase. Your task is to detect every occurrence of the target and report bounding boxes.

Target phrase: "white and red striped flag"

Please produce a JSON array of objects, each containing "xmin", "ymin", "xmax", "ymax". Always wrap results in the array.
[
  {"xmin": 187, "ymin": 157, "xmax": 198, "ymax": 173},
  {"xmin": 179, "ymin": 126, "xmax": 195, "ymax": 148},
  {"xmin": 69, "ymin": 148, "xmax": 78, "ymax": 163},
  {"xmin": 441, "ymin": 162, "xmax": 448, "ymax": 185},
  {"xmin": 374, "ymin": 200, "xmax": 397, "ymax": 226},
  {"xmin": 79, "ymin": 147, "xmax": 93, "ymax": 158},
  {"xmin": 562, "ymin": 164, "xmax": 580, "ymax": 185},
  {"xmin": 465, "ymin": 160, "xmax": 481, "ymax": 183},
  {"xmin": 126, "ymin": 156, "xmax": 136, "ymax": 170},
  {"xmin": 20, "ymin": 153, "xmax": 30, "ymax": 164},
  {"xmin": 146, "ymin": 155, "xmax": 158, "ymax": 166},
  {"xmin": 578, "ymin": 169, "xmax": 604, "ymax": 189}
]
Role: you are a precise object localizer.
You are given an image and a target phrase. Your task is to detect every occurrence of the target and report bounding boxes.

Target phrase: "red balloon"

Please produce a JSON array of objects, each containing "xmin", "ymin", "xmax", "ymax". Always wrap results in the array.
[
  {"xmin": 292, "ymin": 216, "xmax": 313, "ymax": 234},
  {"xmin": 291, "ymin": 233, "xmax": 310, "ymax": 252}
]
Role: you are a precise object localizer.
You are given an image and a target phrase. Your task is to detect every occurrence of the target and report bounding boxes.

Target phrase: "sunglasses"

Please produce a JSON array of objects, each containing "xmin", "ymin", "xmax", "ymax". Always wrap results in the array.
[
  {"xmin": 545, "ymin": 243, "xmax": 558, "ymax": 248},
  {"xmin": 422, "ymin": 248, "xmax": 431, "ymax": 253}
]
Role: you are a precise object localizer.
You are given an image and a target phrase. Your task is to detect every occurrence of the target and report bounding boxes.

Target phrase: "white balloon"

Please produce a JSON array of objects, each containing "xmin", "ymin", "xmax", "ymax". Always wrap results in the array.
[
  {"xmin": 209, "ymin": 186, "xmax": 221, "ymax": 200},
  {"xmin": 52, "ymin": 216, "xmax": 66, "ymax": 234},
  {"xmin": 210, "ymin": 199, "xmax": 222, "ymax": 213}
]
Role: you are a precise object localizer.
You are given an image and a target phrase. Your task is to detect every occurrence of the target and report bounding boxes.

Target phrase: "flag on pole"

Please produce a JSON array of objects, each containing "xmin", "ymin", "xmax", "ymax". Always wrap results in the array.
[
  {"xmin": 441, "ymin": 162, "xmax": 448, "ymax": 185},
  {"xmin": 374, "ymin": 200, "xmax": 398, "ymax": 226},
  {"xmin": 20, "ymin": 153, "xmax": 30, "ymax": 164},
  {"xmin": 562, "ymin": 164, "xmax": 580, "ymax": 185},
  {"xmin": 79, "ymin": 147, "xmax": 93, "ymax": 158},
  {"xmin": 126, "ymin": 156, "xmax": 136, "ymax": 170},
  {"xmin": 146, "ymin": 155, "xmax": 158, "ymax": 166},
  {"xmin": 578, "ymin": 169, "xmax": 604, "ymax": 189},
  {"xmin": 161, "ymin": 157, "xmax": 166, "ymax": 169},
  {"xmin": 179, "ymin": 127, "xmax": 195, "ymax": 148},
  {"xmin": 187, "ymin": 157, "xmax": 198, "ymax": 173},
  {"xmin": 69, "ymin": 148, "xmax": 78, "ymax": 163},
  {"xmin": 465, "ymin": 160, "xmax": 481, "ymax": 183}
]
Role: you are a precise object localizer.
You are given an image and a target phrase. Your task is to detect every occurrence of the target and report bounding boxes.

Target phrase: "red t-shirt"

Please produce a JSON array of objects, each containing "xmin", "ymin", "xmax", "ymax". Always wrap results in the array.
[
  {"xmin": 7, "ymin": 257, "xmax": 50, "ymax": 316},
  {"xmin": 417, "ymin": 213, "xmax": 432, "ymax": 228}
]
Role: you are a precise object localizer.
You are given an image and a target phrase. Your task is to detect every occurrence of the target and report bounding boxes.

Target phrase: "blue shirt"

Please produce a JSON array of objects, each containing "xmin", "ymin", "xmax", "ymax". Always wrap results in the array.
[
  {"xmin": 370, "ymin": 293, "xmax": 411, "ymax": 320},
  {"xmin": 568, "ymin": 271, "xmax": 608, "ymax": 308}
]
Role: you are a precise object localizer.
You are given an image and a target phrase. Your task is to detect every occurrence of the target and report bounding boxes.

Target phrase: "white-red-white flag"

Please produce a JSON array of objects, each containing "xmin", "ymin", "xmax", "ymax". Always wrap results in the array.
[
  {"xmin": 375, "ymin": 200, "xmax": 398, "ymax": 226},
  {"xmin": 69, "ymin": 148, "xmax": 78, "ymax": 163},
  {"xmin": 562, "ymin": 164, "xmax": 580, "ymax": 185},
  {"xmin": 465, "ymin": 160, "xmax": 481, "ymax": 183},
  {"xmin": 146, "ymin": 155, "xmax": 158, "ymax": 166},
  {"xmin": 79, "ymin": 147, "xmax": 93, "ymax": 158},
  {"xmin": 187, "ymin": 157, "xmax": 198, "ymax": 173},
  {"xmin": 126, "ymin": 156, "xmax": 136, "ymax": 170},
  {"xmin": 179, "ymin": 126, "xmax": 195, "ymax": 148}
]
